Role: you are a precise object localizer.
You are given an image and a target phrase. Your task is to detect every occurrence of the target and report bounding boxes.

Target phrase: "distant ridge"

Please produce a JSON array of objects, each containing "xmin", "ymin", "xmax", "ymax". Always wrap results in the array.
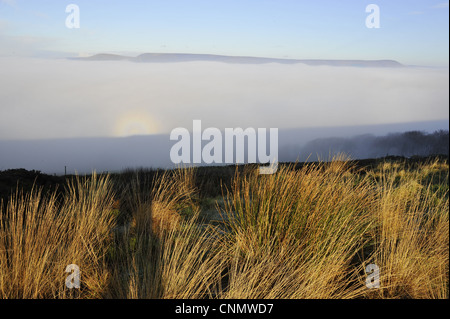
[
  {"xmin": 80, "ymin": 53, "xmax": 130, "ymax": 61},
  {"xmin": 71, "ymin": 53, "xmax": 404, "ymax": 67}
]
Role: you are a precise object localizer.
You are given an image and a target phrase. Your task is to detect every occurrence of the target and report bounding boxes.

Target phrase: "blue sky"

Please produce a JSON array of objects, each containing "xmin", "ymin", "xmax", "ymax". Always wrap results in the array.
[{"xmin": 0, "ymin": 0, "xmax": 449, "ymax": 66}]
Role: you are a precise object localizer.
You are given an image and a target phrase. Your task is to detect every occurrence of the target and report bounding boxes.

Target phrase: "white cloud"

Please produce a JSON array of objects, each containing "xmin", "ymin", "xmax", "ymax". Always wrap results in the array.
[
  {"xmin": 32, "ymin": 11, "xmax": 49, "ymax": 19},
  {"xmin": 407, "ymin": 11, "xmax": 425, "ymax": 15},
  {"xmin": 432, "ymin": 2, "xmax": 449, "ymax": 8},
  {"xmin": 0, "ymin": 28, "xmax": 60, "ymax": 57},
  {"xmin": 0, "ymin": 0, "xmax": 17, "ymax": 8}
]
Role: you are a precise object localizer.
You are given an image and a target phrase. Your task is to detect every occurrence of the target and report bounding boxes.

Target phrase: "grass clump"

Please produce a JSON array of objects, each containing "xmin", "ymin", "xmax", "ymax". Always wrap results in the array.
[{"xmin": 0, "ymin": 157, "xmax": 447, "ymax": 299}]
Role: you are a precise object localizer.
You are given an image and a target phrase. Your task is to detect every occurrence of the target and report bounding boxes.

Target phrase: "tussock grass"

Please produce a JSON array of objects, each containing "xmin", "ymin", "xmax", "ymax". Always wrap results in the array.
[
  {"xmin": 215, "ymin": 156, "xmax": 375, "ymax": 298},
  {"xmin": 0, "ymin": 157, "xmax": 448, "ymax": 299},
  {"xmin": 362, "ymin": 160, "xmax": 449, "ymax": 298},
  {"xmin": 0, "ymin": 173, "xmax": 116, "ymax": 298},
  {"xmin": 106, "ymin": 167, "xmax": 223, "ymax": 299}
]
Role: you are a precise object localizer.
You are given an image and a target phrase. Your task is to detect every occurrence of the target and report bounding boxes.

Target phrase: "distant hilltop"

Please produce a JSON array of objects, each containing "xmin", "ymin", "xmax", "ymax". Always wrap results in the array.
[{"xmin": 71, "ymin": 53, "xmax": 404, "ymax": 68}]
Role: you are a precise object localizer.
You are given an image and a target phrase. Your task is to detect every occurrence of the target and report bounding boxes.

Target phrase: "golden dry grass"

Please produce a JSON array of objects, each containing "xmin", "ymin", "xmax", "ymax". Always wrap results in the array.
[
  {"xmin": 0, "ymin": 157, "xmax": 448, "ymax": 299},
  {"xmin": 0, "ymin": 173, "xmax": 116, "ymax": 298},
  {"xmin": 214, "ymin": 157, "xmax": 375, "ymax": 298},
  {"xmin": 362, "ymin": 160, "xmax": 449, "ymax": 298}
]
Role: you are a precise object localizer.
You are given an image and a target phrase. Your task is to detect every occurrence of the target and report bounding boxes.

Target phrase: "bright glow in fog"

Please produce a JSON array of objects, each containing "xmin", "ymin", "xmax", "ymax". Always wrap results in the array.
[
  {"xmin": 115, "ymin": 110, "xmax": 159, "ymax": 136},
  {"xmin": 0, "ymin": 57, "xmax": 448, "ymax": 140}
]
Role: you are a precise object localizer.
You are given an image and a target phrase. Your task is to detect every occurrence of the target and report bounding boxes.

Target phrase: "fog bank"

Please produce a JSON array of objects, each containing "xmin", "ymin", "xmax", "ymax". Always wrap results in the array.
[{"xmin": 0, "ymin": 57, "xmax": 448, "ymax": 141}]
